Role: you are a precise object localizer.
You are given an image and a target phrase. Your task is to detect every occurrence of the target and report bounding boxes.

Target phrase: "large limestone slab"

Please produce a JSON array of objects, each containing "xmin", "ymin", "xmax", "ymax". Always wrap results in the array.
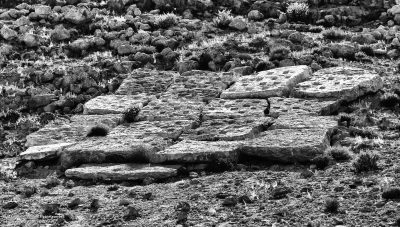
[
  {"xmin": 115, "ymin": 69, "xmax": 177, "ymax": 96},
  {"xmin": 268, "ymin": 97, "xmax": 340, "ymax": 117},
  {"xmin": 203, "ymin": 99, "xmax": 269, "ymax": 120},
  {"xmin": 292, "ymin": 67, "xmax": 383, "ymax": 101},
  {"xmin": 136, "ymin": 97, "xmax": 204, "ymax": 121},
  {"xmin": 162, "ymin": 70, "xmax": 236, "ymax": 101},
  {"xmin": 109, "ymin": 120, "xmax": 195, "ymax": 140},
  {"xmin": 270, "ymin": 115, "xmax": 337, "ymax": 130},
  {"xmin": 83, "ymin": 94, "xmax": 154, "ymax": 115},
  {"xmin": 25, "ymin": 114, "xmax": 123, "ymax": 147},
  {"xmin": 59, "ymin": 136, "xmax": 171, "ymax": 169},
  {"xmin": 65, "ymin": 163, "xmax": 177, "ymax": 181},
  {"xmin": 19, "ymin": 143, "xmax": 73, "ymax": 161},
  {"xmin": 241, "ymin": 128, "xmax": 331, "ymax": 163},
  {"xmin": 221, "ymin": 65, "xmax": 311, "ymax": 99},
  {"xmin": 150, "ymin": 140, "xmax": 241, "ymax": 163},
  {"xmin": 181, "ymin": 118, "xmax": 273, "ymax": 141}
]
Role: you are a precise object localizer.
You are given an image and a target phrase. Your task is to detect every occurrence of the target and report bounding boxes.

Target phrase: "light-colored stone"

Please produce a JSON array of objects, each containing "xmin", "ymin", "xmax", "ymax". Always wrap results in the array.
[
  {"xmin": 59, "ymin": 136, "xmax": 171, "ymax": 169},
  {"xmin": 35, "ymin": 5, "xmax": 51, "ymax": 18},
  {"xmin": 241, "ymin": 128, "xmax": 331, "ymax": 163},
  {"xmin": 270, "ymin": 115, "xmax": 337, "ymax": 130},
  {"xmin": 221, "ymin": 65, "xmax": 311, "ymax": 99},
  {"xmin": 83, "ymin": 94, "xmax": 154, "ymax": 115},
  {"xmin": 136, "ymin": 97, "xmax": 204, "ymax": 121},
  {"xmin": 19, "ymin": 143, "xmax": 73, "ymax": 161},
  {"xmin": 292, "ymin": 67, "xmax": 383, "ymax": 101},
  {"xmin": 0, "ymin": 26, "xmax": 17, "ymax": 41},
  {"xmin": 150, "ymin": 140, "xmax": 241, "ymax": 163},
  {"xmin": 115, "ymin": 69, "xmax": 177, "ymax": 95},
  {"xmin": 25, "ymin": 114, "xmax": 123, "ymax": 147},
  {"xmin": 181, "ymin": 117, "xmax": 273, "ymax": 141},
  {"xmin": 268, "ymin": 97, "xmax": 340, "ymax": 117},
  {"xmin": 65, "ymin": 163, "xmax": 177, "ymax": 181},
  {"xmin": 203, "ymin": 99, "xmax": 269, "ymax": 120}
]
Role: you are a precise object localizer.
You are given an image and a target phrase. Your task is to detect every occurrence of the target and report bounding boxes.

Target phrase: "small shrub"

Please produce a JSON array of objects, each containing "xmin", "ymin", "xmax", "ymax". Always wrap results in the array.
[
  {"xmin": 44, "ymin": 175, "xmax": 60, "ymax": 189},
  {"xmin": 155, "ymin": 13, "xmax": 178, "ymax": 29},
  {"xmin": 286, "ymin": 2, "xmax": 310, "ymax": 23},
  {"xmin": 329, "ymin": 146, "xmax": 352, "ymax": 162},
  {"xmin": 269, "ymin": 46, "xmax": 291, "ymax": 61},
  {"xmin": 312, "ymin": 154, "xmax": 331, "ymax": 170},
  {"xmin": 213, "ymin": 9, "xmax": 234, "ymax": 29},
  {"xmin": 380, "ymin": 92, "xmax": 400, "ymax": 108},
  {"xmin": 87, "ymin": 124, "xmax": 109, "ymax": 137},
  {"xmin": 360, "ymin": 45, "xmax": 374, "ymax": 56},
  {"xmin": 382, "ymin": 187, "xmax": 400, "ymax": 200},
  {"xmin": 322, "ymin": 29, "xmax": 347, "ymax": 41},
  {"xmin": 353, "ymin": 152, "xmax": 379, "ymax": 173},
  {"xmin": 124, "ymin": 106, "xmax": 141, "ymax": 123},
  {"xmin": 324, "ymin": 198, "xmax": 339, "ymax": 213}
]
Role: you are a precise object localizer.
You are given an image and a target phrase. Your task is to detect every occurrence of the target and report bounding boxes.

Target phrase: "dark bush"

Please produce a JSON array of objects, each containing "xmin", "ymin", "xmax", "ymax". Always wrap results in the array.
[
  {"xmin": 353, "ymin": 152, "xmax": 379, "ymax": 173},
  {"xmin": 325, "ymin": 198, "xmax": 339, "ymax": 213},
  {"xmin": 312, "ymin": 154, "xmax": 331, "ymax": 170},
  {"xmin": 124, "ymin": 106, "xmax": 141, "ymax": 123},
  {"xmin": 322, "ymin": 29, "xmax": 347, "ymax": 41},
  {"xmin": 269, "ymin": 46, "xmax": 291, "ymax": 61},
  {"xmin": 286, "ymin": 2, "xmax": 311, "ymax": 23},
  {"xmin": 380, "ymin": 92, "xmax": 400, "ymax": 108},
  {"xmin": 329, "ymin": 146, "xmax": 352, "ymax": 162},
  {"xmin": 87, "ymin": 124, "xmax": 109, "ymax": 137}
]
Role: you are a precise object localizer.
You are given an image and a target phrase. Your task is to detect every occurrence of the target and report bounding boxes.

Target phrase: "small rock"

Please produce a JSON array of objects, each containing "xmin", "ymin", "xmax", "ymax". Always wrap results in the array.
[
  {"xmin": 45, "ymin": 175, "xmax": 60, "ymax": 189},
  {"xmin": 107, "ymin": 185, "xmax": 119, "ymax": 191},
  {"xmin": 222, "ymin": 196, "xmax": 238, "ymax": 206},
  {"xmin": 229, "ymin": 17, "xmax": 247, "ymax": 31},
  {"xmin": 90, "ymin": 198, "xmax": 100, "ymax": 211},
  {"xmin": 119, "ymin": 199, "xmax": 131, "ymax": 206},
  {"xmin": 64, "ymin": 180, "xmax": 75, "ymax": 189},
  {"xmin": 0, "ymin": 26, "xmax": 17, "ymax": 40},
  {"xmin": 123, "ymin": 206, "xmax": 140, "ymax": 221},
  {"xmin": 67, "ymin": 198, "xmax": 81, "ymax": 209},
  {"xmin": 142, "ymin": 177, "xmax": 154, "ymax": 185},
  {"xmin": 248, "ymin": 10, "xmax": 263, "ymax": 21},
  {"xmin": 21, "ymin": 185, "xmax": 37, "ymax": 198},
  {"xmin": 270, "ymin": 186, "xmax": 292, "ymax": 200},
  {"xmin": 3, "ymin": 201, "xmax": 18, "ymax": 209},
  {"xmin": 43, "ymin": 203, "xmax": 60, "ymax": 215}
]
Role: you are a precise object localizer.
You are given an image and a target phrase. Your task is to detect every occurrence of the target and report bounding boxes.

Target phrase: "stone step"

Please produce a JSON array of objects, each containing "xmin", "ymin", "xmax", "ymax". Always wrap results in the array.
[
  {"xmin": 83, "ymin": 94, "xmax": 155, "ymax": 115},
  {"xmin": 25, "ymin": 114, "xmax": 123, "ymax": 147},
  {"xmin": 203, "ymin": 98, "xmax": 269, "ymax": 120},
  {"xmin": 65, "ymin": 163, "xmax": 178, "ymax": 181},
  {"xmin": 220, "ymin": 65, "xmax": 311, "ymax": 99},
  {"xmin": 19, "ymin": 143, "xmax": 73, "ymax": 161},
  {"xmin": 292, "ymin": 67, "xmax": 383, "ymax": 101},
  {"xmin": 268, "ymin": 97, "xmax": 340, "ymax": 117},
  {"xmin": 115, "ymin": 69, "xmax": 177, "ymax": 96},
  {"xmin": 59, "ymin": 136, "xmax": 171, "ymax": 169},
  {"xmin": 136, "ymin": 97, "xmax": 204, "ymax": 121},
  {"xmin": 240, "ymin": 128, "xmax": 331, "ymax": 163},
  {"xmin": 181, "ymin": 117, "xmax": 273, "ymax": 141},
  {"xmin": 150, "ymin": 140, "xmax": 241, "ymax": 164}
]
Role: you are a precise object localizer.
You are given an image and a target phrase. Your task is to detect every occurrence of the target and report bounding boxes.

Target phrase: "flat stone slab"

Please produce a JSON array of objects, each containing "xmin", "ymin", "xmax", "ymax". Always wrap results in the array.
[
  {"xmin": 115, "ymin": 69, "xmax": 177, "ymax": 95},
  {"xmin": 162, "ymin": 70, "xmax": 235, "ymax": 101},
  {"xmin": 221, "ymin": 65, "xmax": 311, "ymax": 99},
  {"xmin": 292, "ymin": 67, "xmax": 383, "ymax": 101},
  {"xmin": 241, "ymin": 128, "xmax": 331, "ymax": 163},
  {"xmin": 65, "ymin": 163, "xmax": 177, "ymax": 181},
  {"xmin": 136, "ymin": 97, "xmax": 204, "ymax": 121},
  {"xmin": 150, "ymin": 140, "xmax": 241, "ymax": 163},
  {"xmin": 109, "ymin": 120, "xmax": 195, "ymax": 140},
  {"xmin": 83, "ymin": 94, "xmax": 154, "ymax": 115},
  {"xmin": 19, "ymin": 143, "xmax": 73, "ymax": 161},
  {"xmin": 181, "ymin": 117, "xmax": 273, "ymax": 141},
  {"xmin": 203, "ymin": 99, "xmax": 269, "ymax": 120},
  {"xmin": 59, "ymin": 136, "xmax": 172, "ymax": 169},
  {"xmin": 25, "ymin": 114, "xmax": 123, "ymax": 147},
  {"xmin": 270, "ymin": 115, "xmax": 337, "ymax": 130},
  {"xmin": 268, "ymin": 97, "xmax": 340, "ymax": 117}
]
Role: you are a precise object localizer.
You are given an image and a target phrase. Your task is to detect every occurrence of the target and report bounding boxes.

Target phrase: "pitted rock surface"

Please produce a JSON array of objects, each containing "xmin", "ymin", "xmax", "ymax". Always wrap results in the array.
[
  {"xmin": 65, "ymin": 163, "xmax": 177, "ymax": 181},
  {"xmin": 162, "ymin": 71, "xmax": 236, "ymax": 101},
  {"xmin": 25, "ymin": 114, "xmax": 123, "ymax": 147},
  {"xmin": 267, "ymin": 97, "xmax": 340, "ymax": 117},
  {"xmin": 270, "ymin": 115, "xmax": 338, "ymax": 130},
  {"xmin": 292, "ymin": 67, "xmax": 383, "ymax": 101},
  {"xmin": 181, "ymin": 117, "xmax": 273, "ymax": 141},
  {"xmin": 83, "ymin": 94, "xmax": 155, "ymax": 115},
  {"xmin": 150, "ymin": 140, "xmax": 241, "ymax": 163},
  {"xmin": 115, "ymin": 70, "xmax": 177, "ymax": 95},
  {"xmin": 241, "ymin": 128, "xmax": 331, "ymax": 163},
  {"xmin": 203, "ymin": 99, "xmax": 269, "ymax": 120},
  {"xmin": 136, "ymin": 97, "xmax": 204, "ymax": 121},
  {"xmin": 221, "ymin": 65, "xmax": 311, "ymax": 99},
  {"xmin": 109, "ymin": 120, "xmax": 195, "ymax": 140}
]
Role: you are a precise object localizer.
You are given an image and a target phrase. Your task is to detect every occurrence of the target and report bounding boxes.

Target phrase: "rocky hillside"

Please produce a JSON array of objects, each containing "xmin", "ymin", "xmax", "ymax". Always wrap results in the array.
[{"xmin": 1, "ymin": 0, "xmax": 400, "ymax": 226}]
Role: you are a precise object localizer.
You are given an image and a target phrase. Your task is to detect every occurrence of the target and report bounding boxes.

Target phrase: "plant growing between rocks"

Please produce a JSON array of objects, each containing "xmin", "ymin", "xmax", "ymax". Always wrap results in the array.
[
  {"xmin": 353, "ymin": 151, "xmax": 379, "ymax": 173},
  {"xmin": 155, "ymin": 13, "xmax": 178, "ymax": 29},
  {"xmin": 213, "ymin": 9, "xmax": 234, "ymax": 29},
  {"xmin": 324, "ymin": 198, "xmax": 339, "ymax": 213},
  {"xmin": 86, "ymin": 124, "xmax": 109, "ymax": 137},
  {"xmin": 123, "ymin": 106, "xmax": 141, "ymax": 123},
  {"xmin": 286, "ymin": 2, "xmax": 311, "ymax": 23}
]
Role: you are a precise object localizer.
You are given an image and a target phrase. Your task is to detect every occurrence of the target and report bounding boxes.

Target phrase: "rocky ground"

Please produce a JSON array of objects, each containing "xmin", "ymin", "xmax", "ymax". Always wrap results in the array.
[{"xmin": 1, "ymin": 0, "xmax": 400, "ymax": 226}]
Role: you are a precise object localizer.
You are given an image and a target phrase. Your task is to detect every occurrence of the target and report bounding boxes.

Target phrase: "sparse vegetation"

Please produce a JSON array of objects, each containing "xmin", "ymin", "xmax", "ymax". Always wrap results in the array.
[
  {"xmin": 382, "ymin": 187, "xmax": 400, "ymax": 200},
  {"xmin": 322, "ymin": 29, "xmax": 348, "ymax": 41},
  {"xmin": 154, "ymin": 13, "xmax": 178, "ymax": 29},
  {"xmin": 380, "ymin": 92, "xmax": 400, "ymax": 108},
  {"xmin": 329, "ymin": 146, "xmax": 352, "ymax": 162},
  {"xmin": 87, "ymin": 124, "xmax": 109, "ymax": 137},
  {"xmin": 324, "ymin": 198, "xmax": 339, "ymax": 213},
  {"xmin": 269, "ymin": 45, "xmax": 291, "ymax": 61},
  {"xmin": 312, "ymin": 154, "xmax": 331, "ymax": 170},
  {"xmin": 286, "ymin": 2, "xmax": 310, "ymax": 23},
  {"xmin": 213, "ymin": 9, "xmax": 234, "ymax": 29},
  {"xmin": 353, "ymin": 152, "xmax": 379, "ymax": 173},
  {"xmin": 123, "ymin": 106, "xmax": 141, "ymax": 123}
]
